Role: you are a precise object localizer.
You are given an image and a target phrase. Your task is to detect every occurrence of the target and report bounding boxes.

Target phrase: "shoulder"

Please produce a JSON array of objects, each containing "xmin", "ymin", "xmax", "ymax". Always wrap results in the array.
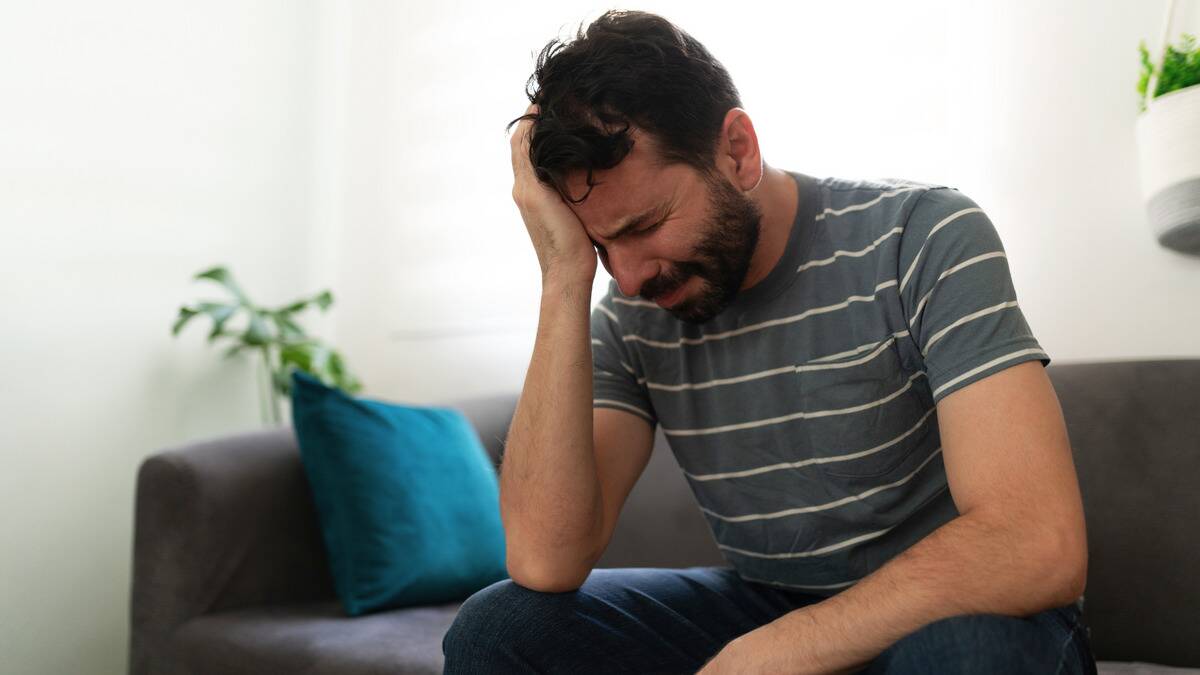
[
  {"xmin": 899, "ymin": 185, "xmax": 999, "ymax": 249},
  {"xmin": 816, "ymin": 175, "xmax": 945, "ymax": 194},
  {"xmin": 895, "ymin": 187, "xmax": 1011, "ymax": 295},
  {"xmin": 905, "ymin": 186, "xmax": 985, "ymax": 224},
  {"xmin": 809, "ymin": 175, "xmax": 945, "ymax": 233}
]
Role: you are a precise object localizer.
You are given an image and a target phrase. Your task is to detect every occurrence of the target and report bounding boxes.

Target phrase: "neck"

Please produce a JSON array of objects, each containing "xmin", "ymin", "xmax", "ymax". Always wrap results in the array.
[{"xmin": 740, "ymin": 164, "xmax": 800, "ymax": 290}]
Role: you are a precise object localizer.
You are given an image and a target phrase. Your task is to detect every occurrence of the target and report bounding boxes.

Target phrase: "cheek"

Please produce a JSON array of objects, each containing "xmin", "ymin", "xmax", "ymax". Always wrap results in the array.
[{"xmin": 655, "ymin": 228, "xmax": 698, "ymax": 260}]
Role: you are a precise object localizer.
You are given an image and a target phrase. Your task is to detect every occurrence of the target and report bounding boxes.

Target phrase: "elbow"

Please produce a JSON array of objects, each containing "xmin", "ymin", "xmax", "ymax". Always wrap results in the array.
[
  {"xmin": 511, "ymin": 574, "xmax": 588, "ymax": 594},
  {"xmin": 506, "ymin": 559, "xmax": 590, "ymax": 594},
  {"xmin": 1039, "ymin": 523, "xmax": 1089, "ymax": 607},
  {"xmin": 505, "ymin": 548, "xmax": 594, "ymax": 594}
]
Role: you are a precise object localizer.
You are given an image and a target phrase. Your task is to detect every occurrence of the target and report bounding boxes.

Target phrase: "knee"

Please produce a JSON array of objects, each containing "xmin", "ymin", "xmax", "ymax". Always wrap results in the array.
[{"xmin": 442, "ymin": 578, "xmax": 574, "ymax": 665}]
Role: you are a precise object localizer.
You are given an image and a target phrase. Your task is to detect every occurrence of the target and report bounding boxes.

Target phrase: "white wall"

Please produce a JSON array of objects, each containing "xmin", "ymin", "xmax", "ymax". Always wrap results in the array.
[
  {"xmin": 331, "ymin": 0, "xmax": 1200, "ymax": 406},
  {"xmin": 1, "ymin": 1, "xmax": 1197, "ymax": 673},
  {"xmin": 0, "ymin": 2, "xmax": 322, "ymax": 673}
]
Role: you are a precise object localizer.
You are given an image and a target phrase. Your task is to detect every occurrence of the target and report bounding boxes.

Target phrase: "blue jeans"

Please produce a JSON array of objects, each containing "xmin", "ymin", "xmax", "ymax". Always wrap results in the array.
[{"xmin": 442, "ymin": 566, "xmax": 1097, "ymax": 674}]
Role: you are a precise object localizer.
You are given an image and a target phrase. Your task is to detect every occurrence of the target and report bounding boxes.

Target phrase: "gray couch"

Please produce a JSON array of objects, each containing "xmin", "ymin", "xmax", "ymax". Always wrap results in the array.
[{"xmin": 130, "ymin": 359, "xmax": 1200, "ymax": 674}]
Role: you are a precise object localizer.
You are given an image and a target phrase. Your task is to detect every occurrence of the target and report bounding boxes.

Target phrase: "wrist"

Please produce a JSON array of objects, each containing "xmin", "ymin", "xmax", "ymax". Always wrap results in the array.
[{"xmin": 542, "ymin": 267, "xmax": 595, "ymax": 294}]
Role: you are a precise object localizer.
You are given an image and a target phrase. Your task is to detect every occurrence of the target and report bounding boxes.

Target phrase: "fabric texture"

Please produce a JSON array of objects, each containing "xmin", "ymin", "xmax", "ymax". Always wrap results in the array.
[
  {"xmin": 443, "ymin": 566, "xmax": 1096, "ymax": 674},
  {"xmin": 289, "ymin": 370, "xmax": 509, "ymax": 616},
  {"xmin": 589, "ymin": 172, "xmax": 1050, "ymax": 594}
]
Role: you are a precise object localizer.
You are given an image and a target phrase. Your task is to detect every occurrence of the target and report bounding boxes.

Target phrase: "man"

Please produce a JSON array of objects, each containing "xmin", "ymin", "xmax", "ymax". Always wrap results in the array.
[{"xmin": 443, "ymin": 10, "xmax": 1096, "ymax": 674}]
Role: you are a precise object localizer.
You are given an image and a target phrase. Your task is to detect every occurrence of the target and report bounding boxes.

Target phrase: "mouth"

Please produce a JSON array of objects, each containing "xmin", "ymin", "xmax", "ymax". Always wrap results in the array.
[{"xmin": 652, "ymin": 278, "xmax": 689, "ymax": 309}]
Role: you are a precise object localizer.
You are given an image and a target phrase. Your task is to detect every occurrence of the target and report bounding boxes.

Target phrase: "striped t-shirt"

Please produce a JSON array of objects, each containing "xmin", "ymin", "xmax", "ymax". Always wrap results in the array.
[{"xmin": 590, "ymin": 171, "xmax": 1050, "ymax": 594}]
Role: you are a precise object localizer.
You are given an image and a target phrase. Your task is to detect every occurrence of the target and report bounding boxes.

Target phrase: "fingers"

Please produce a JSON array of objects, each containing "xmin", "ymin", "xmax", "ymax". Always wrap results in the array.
[{"xmin": 509, "ymin": 103, "xmax": 540, "ymax": 180}]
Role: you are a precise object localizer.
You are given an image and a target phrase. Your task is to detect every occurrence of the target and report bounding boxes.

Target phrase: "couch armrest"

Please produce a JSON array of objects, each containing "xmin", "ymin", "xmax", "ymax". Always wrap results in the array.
[
  {"xmin": 130, "ymin": 392, "xmax": 520, "ymax": 674},
  {"xmin": 130, "ymin": 427, "xmax": 333, "ymax": 675}
]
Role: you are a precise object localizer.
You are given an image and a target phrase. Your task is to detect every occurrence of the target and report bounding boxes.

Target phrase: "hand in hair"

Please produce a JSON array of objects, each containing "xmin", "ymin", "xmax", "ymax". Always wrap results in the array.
[{"xmin": 509, "ymin": 103, "xmax": 598, "ymax": 287}]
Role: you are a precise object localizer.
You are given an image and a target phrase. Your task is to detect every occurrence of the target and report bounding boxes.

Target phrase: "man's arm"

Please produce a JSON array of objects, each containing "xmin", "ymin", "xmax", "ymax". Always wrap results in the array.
[
  {"xmin": 701, "ymin": 361, "xmax": 1088, "ymax": 674},
  {"xmin": 499, "ymin": 104, "xmax": 603, "ymax": 591},
  {"xmin": 500, "ymin": 105, "xmax": 657, "ymax": 593}
]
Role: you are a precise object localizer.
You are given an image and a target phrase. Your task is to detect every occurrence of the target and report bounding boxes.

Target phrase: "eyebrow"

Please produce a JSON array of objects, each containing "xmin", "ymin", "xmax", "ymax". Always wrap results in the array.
[{"xmin": 596, "ymin": 205, "xmax": 664, "ymax": 242}]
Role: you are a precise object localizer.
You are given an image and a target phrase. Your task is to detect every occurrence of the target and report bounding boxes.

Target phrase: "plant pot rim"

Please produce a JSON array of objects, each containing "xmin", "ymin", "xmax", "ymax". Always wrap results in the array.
[{"xmin": 1139, "ymin": 83, "xmax": 1200, "ymax": 118}]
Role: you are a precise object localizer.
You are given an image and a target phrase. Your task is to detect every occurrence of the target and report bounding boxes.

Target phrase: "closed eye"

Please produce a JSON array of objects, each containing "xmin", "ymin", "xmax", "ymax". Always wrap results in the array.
[{"xmin": 637, "ymin": 220, "xmax": 664, "ymax": 235}]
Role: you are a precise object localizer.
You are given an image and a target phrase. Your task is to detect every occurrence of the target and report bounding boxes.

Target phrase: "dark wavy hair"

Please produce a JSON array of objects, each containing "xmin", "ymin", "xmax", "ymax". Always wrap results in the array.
[{"xmin": 507, "ymin": 11, "xmax": 742, "ymax": 204}]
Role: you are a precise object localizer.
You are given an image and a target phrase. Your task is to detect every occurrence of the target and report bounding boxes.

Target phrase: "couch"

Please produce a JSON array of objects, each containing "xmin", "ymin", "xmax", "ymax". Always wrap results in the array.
[{"xmin": 129, "ymin": 359, "xmax": 1200, "ymax": 674}]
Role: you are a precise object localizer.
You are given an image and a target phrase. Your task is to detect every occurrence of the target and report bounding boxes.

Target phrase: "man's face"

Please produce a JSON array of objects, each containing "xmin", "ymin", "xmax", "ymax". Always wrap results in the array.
[{"xmin": 565, "ymin": 132, "xmax": 763, "ymax": 325}]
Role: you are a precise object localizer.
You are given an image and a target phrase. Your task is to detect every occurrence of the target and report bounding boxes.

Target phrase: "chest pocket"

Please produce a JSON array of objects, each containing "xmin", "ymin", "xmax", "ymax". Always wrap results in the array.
[{"xmin": 793, "ymin": 337, "xmax": 932, "ymax": 480}]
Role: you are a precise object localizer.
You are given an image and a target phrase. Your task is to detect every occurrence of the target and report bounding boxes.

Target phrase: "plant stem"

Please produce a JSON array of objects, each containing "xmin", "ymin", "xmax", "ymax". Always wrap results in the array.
[
  {"xmin": 255, "ymin": 349, "xmax": 268, "ymax": 426},
  {"xmin": 260, "ymin": 345, "xmax": 281, "ymax": 426}
]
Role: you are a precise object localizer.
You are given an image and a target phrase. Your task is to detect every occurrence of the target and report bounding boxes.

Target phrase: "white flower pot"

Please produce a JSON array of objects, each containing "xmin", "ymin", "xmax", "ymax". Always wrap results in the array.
[{"xmin": 1135, "ymin": 83, "xmax": 1200, "ymax": 254}]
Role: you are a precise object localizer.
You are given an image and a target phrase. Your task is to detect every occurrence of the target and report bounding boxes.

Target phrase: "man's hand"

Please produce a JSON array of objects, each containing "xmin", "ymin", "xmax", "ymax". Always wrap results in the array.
[
  {"xmin": 696, "ymin": 623, "xmax": 860, "ymax": 675},
  {"xmin": 696, "ymin": 632, "xmax": 765, "ymax": 675},
  {"xmin": 509, "ymin": 103, "xmax": 598, "ymax": 286}
]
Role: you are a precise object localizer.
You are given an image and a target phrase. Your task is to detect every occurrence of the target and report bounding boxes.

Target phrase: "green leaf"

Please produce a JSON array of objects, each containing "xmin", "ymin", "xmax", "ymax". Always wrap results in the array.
[
  {"xmin": 244, "ymin": 312, "xmax": 272, "ymax": 346},
  {"xmin": 279, "ymin": 342, "xmax": 311, "ymax": 371},
  {"xmin": 195, "ymin": 265, "xmax": 251, "ymax": 305},
  {"xmin": 278, "ymin": 299, "xmax": 311, "ymax": 314},
  {"xmin": 172, "ymin": 302, "xmax": 238, "ymax": 339},
  {"xmin": 281, "ymin": 341, "xmax": 331, "ymax": 374},
  {"xmin": 270, "ymin": 312, "xmax": 307, "ymax": 341},
  {"xmin": 278, "ymin": 341, "xmax": 362, "ymax": 395},
  {"xmin": 194, "ymin": 303, "xmax": 238, "ymax": 342},
  {"xmin": 222, "ymin": 343, "xmax": 247, "ymax": 359},
  {"xmin": 328, "ymin": 350, "xmax": 363, "ymax": 394},
  {"xmin": 171, "ymin": 307, "xmax": 199, "ymax": 336},
  {"xmin": 278, "ymin": 289, "xmax": 334, "ymax": 315},
  {"xmin": 1142, "ymin": 32, "xmax": 1200, "ymax": 105}
]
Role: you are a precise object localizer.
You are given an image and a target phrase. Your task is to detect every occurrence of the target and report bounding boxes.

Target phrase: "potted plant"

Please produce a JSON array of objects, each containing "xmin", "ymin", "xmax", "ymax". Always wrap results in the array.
[
  {"xmin": 1135, "ymin": 9, "xmax": 1200, "ymax": 254},
  {"xmin": 171, "ymin": 265, "xmax": 363, "ymax": 426}
]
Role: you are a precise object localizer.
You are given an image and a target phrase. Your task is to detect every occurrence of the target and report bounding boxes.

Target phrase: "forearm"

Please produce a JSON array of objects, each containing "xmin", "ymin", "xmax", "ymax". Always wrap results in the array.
[
  {"xmin": 500, "ymin": 277, "xmax": 602, "ymax": 588},
  {"xmin": 758, "ymin": 510, "xmax": 1084, "ymax": 673}
]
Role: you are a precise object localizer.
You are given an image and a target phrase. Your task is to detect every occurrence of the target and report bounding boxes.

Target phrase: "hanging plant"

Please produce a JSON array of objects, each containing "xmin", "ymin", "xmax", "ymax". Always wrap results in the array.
[
  {"xmin": 1138, "ymin": 33, "xmax": 1200, "ymax": 111},
  {"xmin": 1134, "ymin": 18, "xmax": 1200, "ymax": 255}
]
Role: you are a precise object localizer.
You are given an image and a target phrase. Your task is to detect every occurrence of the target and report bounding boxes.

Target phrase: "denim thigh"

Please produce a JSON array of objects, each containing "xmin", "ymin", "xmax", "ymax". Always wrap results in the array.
[
  {"xmin": 862, "ymin": 600, "xmax": 1098, "ymax": 675},
  {"xmin": 441, "ymin": 565, "xmax": 824, "ymax": 674}
]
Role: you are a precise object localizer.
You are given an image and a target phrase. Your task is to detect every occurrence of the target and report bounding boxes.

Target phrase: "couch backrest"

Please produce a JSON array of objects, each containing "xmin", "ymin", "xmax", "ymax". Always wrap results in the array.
[
  {"xmin": 1046, "ymin": 359, "xmax": 1200, "ymax": 666},
  {"xmin": 452, "ymin": 393, "xmax": 728, "ymax": 571}
]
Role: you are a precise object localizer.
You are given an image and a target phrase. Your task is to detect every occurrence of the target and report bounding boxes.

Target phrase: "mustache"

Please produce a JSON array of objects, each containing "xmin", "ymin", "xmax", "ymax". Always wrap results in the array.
[{"xmin": 640, "ymin": 260, "xmax": 706, "ymax": 301}]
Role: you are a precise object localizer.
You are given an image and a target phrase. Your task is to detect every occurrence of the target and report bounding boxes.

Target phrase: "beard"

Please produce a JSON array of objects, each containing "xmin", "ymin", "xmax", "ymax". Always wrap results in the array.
[{"xmin": 639, "ymin": 170, "xmax": 763, "ymax": 324}]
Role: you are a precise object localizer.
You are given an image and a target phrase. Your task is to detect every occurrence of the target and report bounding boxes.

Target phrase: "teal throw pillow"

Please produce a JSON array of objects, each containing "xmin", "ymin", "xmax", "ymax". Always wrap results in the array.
[{"xmin": 289, "ymin": 370, "xmax": 509, "ymax": 616}]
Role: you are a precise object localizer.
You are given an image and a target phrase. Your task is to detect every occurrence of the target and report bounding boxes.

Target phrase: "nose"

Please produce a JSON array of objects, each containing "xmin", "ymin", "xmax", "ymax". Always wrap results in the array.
[{"xmin": 603, "ymin": 242, "xmax": 659, "ymax": 299}]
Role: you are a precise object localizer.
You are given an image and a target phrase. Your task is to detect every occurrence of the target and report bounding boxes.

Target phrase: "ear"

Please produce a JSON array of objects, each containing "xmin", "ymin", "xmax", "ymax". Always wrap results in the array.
[{"xmin": 713, "ymin": 108, "xmax": 763, "ymax": 192}]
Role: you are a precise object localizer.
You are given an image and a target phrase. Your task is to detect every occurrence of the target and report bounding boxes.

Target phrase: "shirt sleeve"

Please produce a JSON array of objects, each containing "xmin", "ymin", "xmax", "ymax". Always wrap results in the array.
[
  {"xmin": 897, "ymin": 187, "xmax": 1050, "ymax": 404},
  {"xmin": 590, "ymin": 281, "xmax": 657, "ymax": 427}
]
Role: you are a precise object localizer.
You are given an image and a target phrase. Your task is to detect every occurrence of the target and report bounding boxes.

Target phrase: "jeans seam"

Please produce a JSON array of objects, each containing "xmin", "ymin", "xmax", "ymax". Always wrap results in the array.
[{"xmin": 1051, "ymin": 611, "xmax": 1081, "ymax": 675}]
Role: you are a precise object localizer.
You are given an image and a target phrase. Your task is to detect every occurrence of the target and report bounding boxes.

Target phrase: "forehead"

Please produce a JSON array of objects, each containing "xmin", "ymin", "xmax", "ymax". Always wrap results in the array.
[{"xmin": 563, "ymin": 132, "xmax": 698, "ymax": 238}]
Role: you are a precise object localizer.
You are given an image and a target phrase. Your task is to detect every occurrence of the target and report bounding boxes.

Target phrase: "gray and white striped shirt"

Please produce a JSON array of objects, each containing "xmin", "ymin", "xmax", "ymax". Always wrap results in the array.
[{"xmin": 590, "ymin": 171, "xmax": 1049, "ymax": 594}]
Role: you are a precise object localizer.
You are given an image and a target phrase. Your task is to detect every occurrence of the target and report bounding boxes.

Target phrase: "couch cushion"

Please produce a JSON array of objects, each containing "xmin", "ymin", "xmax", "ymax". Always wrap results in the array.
[
  {"xmin": 168, "ymin": 600, "xmax": 462, "ymax": 675},
  {"xmin": 167, "ymin": 601, "xmax": 1200, "ymax": 675},
  {"xmin": 1097, "ymin": 663, "xmax": 1200, "ymax": 674}
]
